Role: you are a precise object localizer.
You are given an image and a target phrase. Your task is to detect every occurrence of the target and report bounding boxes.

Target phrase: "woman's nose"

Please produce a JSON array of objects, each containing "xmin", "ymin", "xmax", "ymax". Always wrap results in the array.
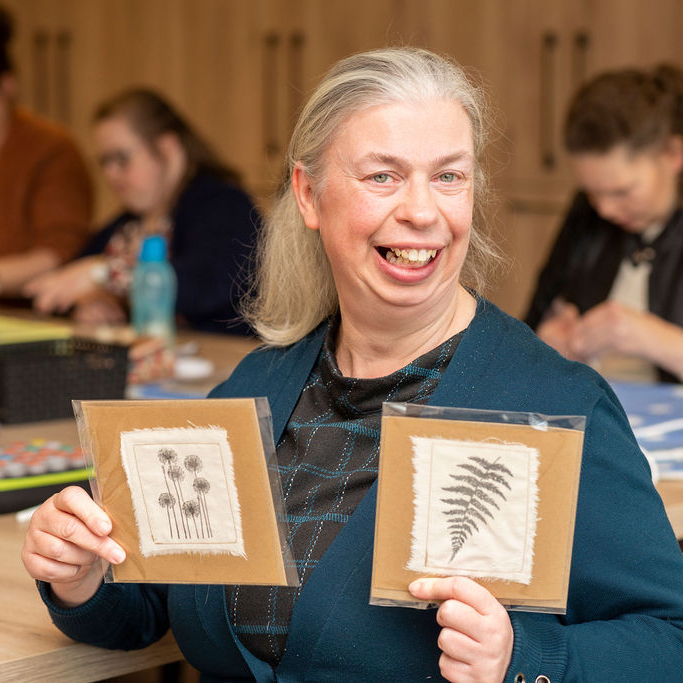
[
  {"xmin": 102, "ymin": 164, "xmax": 121, "ymax": 186},
  {"xmin": 395, "ymin": 180, "xmax": 438, "ymax": 229},
  {"xmin": 592, "ymin": 195, "xmax": 623, "ymax": 224}
]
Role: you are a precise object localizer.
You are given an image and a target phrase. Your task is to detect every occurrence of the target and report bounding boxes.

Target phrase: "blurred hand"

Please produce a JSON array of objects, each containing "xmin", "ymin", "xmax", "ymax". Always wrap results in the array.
[
  {"xmin": 535, "ymin": 299, "xmax": 581, "ymax": 359},
  {"xmin": 24, "ymin": 256, "xmax": 102, "ymax": 315},
  {"xmin": 21, "ymin": 486, "xmax": 126, "ymax": 607},
  {"xmin": 569, "ymin": 300, "xmax": 648, "ymax": 360},
  {"xmin": 73, "ymin": 291, "xmax": 127, "ymax": 325},
  {"xmin": 409, "ymin": 576, "xmax": 513, "ymax": 683}
]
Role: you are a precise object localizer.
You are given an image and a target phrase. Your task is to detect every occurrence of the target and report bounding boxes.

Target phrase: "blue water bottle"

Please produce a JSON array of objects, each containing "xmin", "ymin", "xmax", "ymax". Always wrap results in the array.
[{"xmin": 131, "ymin": 235, "xmax": 177, "ymax": 345}]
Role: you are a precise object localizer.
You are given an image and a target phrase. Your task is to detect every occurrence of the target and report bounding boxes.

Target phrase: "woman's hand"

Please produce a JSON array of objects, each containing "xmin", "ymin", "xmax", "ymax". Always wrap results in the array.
[
  {"xmin": 21, "ymin": 486, "xmax": 126, "ymax": 608},
  {"xmin": 409, "ymin": 576, "xmax": 513, "ymax": 683},
  {"xmin": 569, "ymin": 301, "xmax": 683, "ymax": 380},
  {"xmin": 24, "ymin": 256, "xmax": 104, "ymax": 315},
  {"xmin": 569, "ymin": 300, "xmax": 651, "ymax": 359},
  {"xmin": 72, "ymin": 291, "xmax": 127, "ymax": 325},
  {"xmin": 535, "ymin": 299, "xmax": 581, "ymax": 360}
]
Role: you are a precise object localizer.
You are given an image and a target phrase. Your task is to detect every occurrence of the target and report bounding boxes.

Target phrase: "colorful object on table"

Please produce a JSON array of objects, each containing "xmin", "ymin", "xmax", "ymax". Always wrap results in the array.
[
  {"xmin": 0, "ymin": 439, "xmax": 91, "ymax": 513},
  {"xmin": 610, "ymin": 381, "xmax": 683, "ymax": 480}
]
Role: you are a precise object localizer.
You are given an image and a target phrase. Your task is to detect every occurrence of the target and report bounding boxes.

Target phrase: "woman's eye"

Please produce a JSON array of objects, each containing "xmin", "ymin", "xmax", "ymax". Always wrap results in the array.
[
  {"xmin": 372, "ymin": 173, "xmax": 390, "ymax": 183},
  {"xmin": 439, "ymin": 172, "xmax": 457, "ymax": 182},
  {"xmin": 99, "ymin": 150, "xmax": 131, "ymax": 169}
]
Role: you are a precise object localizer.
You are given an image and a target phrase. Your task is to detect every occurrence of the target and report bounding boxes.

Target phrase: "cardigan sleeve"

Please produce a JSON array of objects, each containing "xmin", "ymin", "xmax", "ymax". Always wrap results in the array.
[
  {"xmin": 38, "ymin": 580, "xmax": 170, "ymax": 651},
  {"xmin": 504, "ymin": 391, "xmax": 683, "ymax": 682}
]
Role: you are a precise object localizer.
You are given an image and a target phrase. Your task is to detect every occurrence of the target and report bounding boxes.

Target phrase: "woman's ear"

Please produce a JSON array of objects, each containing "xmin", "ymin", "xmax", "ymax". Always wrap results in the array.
[
  {"xmin": 292, "ymin": 162, "xmax": 320, "ymax": 231},
  {"xmin": 667, "ymin": 134, "xmax": 683, "ymax": 174},
  {"xmin": 156, "ymin": 132, "xmax": 183, "ymax": 164},
  {"xmin": 0, "ymin": 72, "xmax": 17, "ymax": 101}
]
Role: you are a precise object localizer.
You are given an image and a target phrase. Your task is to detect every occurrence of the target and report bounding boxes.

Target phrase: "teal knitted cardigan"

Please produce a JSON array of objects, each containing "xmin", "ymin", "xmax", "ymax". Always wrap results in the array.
[{"xmin": 41, "ymin": 299, "xmax": 683, "ymax": 682}]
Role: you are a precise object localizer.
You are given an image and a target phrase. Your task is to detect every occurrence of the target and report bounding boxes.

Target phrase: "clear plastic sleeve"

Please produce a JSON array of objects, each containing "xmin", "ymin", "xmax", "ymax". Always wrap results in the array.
[
  {"xmin": 370, "ymin": 401, "xmax": 586, "ymax": 614},
  {"xmin": 73, "ymin": 398, "xmax": 297, "ymax": 587}
]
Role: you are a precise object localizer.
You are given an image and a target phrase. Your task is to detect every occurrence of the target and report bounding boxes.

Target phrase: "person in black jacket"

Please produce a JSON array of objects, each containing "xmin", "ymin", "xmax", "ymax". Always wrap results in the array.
[
  {"xmin": 25, "ymin": 88, "xmax": 259, "ymax": 334},
  {"xmin": 525, "ymin": 65, "xmax": 683, "ymax": 382}
]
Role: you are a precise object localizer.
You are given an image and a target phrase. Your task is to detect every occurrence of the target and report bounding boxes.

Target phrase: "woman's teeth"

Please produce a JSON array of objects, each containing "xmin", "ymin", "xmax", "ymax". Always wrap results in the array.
[{"xmin": 384, "ymin": 247, "xmax": 437, "ymax": 266}]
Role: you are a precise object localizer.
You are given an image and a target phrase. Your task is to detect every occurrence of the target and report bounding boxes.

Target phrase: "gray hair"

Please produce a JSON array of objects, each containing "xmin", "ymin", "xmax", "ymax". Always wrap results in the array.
[{"xmin": 243, "ymin": 46, "xmax": 501, "ymax": 346}]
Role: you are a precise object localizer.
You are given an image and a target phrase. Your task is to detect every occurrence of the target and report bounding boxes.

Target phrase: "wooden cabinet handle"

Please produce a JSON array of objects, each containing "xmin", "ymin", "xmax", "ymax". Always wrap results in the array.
[
  {"xmin": 288, "ymin": 32, "xmax": 305, "ymax": 130},
  {"xmin": 55, "ymin": 30, "xmax": 72, "ymax": 125},
  {"xmin": 572, "ymin": 30, "xmax": 590, "ymax": 87},
  {"xmin": 32, "ymin": 30, "xmax": 50, "ymax": 116},
  {"xmin": 540, "ymin": 31, "xmax": 558, "ymax": 171},
  {"xmin": 263, "ymin": 32, "xmax": 281, "ymax": 157}
]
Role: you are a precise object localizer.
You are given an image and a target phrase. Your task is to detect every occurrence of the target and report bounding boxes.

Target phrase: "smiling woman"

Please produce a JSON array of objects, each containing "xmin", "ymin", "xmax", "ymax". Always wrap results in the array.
[
  {"xmin": 23, "ymin": 47, "xmax": 683, "ymax": 683},
  {"xmin": 291, "ymin": 98, "xmax": 477, "ymax": 376},
  {"xmin": 242, "ymin": 48, "xmax": 501, "ymax": 349}
]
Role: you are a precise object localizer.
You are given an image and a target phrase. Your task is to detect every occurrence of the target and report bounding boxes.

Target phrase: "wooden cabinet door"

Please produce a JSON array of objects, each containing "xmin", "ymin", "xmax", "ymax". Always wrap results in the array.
[
  {"xmin": 488, "ymin": 198, "xmax": 567, "ymax": 318},
  {"xmin": 5, "ymin": 0, "xmax": 78, "ymax": 125},
  {"xmin": 254, "ymin": 0, "xmax": 419, "ymax": 196},
  {"xmin": 584, "ymin": 0, "xmax": 683, "ymax": 72},
  {"xmin": 67, "ymin": 0, "xmax": 264, "ymax": 219},
  {"xmin": 480, "ymin": 0, "xmax": 587, "ymax": 199}
]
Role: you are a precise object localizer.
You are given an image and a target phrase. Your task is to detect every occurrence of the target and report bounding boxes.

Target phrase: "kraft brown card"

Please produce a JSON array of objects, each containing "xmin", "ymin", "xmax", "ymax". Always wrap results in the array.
[
  {"xmin": 75, "ymin": 398, "xmax": 296, "ymax": 586},
  {"xmin": 371, "ymin": 405, "xmax": 584, "ymax": 613}
]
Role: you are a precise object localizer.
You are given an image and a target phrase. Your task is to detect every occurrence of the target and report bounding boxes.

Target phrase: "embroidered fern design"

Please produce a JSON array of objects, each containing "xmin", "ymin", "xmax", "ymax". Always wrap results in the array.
[{"xmin": 441, "ymin": 455, "xmax": 513, "ymax": 561}]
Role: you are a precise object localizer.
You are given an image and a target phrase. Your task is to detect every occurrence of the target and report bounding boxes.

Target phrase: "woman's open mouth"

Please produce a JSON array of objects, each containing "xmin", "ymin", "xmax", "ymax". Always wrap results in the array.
[{"xmin": 377, "ymin": 247, "xmax": 438, "ymax": 267}]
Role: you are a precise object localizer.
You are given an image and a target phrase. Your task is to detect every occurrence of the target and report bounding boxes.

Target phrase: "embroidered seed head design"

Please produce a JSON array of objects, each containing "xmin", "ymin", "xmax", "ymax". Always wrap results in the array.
[
  {"xmin": 156, "ymin": 449, "xmax": 214, "ymax": 540},
  {"xmin": 121, "ymin": 427, "xmax": 245, "ymax": 558},
  {"xmin": 441, "ymin": 455, "xmax": 513, "ymax": 561}
]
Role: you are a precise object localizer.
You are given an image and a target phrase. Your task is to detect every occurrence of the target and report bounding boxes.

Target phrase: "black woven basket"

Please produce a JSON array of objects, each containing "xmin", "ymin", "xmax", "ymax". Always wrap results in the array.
[{"xmin": 0, "ymin": 338, "xmax": 128, "ymax": 423}]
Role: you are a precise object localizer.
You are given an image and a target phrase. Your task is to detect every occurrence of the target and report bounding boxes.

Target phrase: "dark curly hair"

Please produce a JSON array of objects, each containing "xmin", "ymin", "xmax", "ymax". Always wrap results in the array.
[{"xmin": 565, "ymin": 64, "xmax": 683, "ymax": 154}]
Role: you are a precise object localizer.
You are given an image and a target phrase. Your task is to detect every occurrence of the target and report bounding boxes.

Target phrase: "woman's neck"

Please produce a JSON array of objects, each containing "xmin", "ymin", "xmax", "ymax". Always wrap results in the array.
[
  {"xmin": 334, "ymin": 286, "xmax": 477, "ymax": 379},
  {"xmin": 140, "ymin": 209, "xmax": 171, "ymax": 234}
]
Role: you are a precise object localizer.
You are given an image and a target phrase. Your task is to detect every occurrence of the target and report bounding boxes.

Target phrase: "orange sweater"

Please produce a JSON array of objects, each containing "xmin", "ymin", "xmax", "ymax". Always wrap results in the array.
[{"xmin": 0, "ymin": 107, "xmax": 93, "ymax": 260}]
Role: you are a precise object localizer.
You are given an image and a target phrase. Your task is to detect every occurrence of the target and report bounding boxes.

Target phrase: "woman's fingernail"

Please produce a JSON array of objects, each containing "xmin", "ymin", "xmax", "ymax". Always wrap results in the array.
[
  {"xmin": 409, "ymin": 579, "xmax": 423, "ymax": 592},
  {"xmin": 110, "ymin": 547, "xmax": 125, "ymax": 564}
]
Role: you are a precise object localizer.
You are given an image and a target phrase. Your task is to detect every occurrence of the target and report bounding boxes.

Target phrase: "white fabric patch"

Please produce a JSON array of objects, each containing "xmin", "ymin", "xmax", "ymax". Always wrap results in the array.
[
  {"xmin": 408, "ymin": 437, "xmax": 539, "ymax": 584},
  {"xmin": 120, "ymin": 427, "xmax": 245, "ymax": 558}
]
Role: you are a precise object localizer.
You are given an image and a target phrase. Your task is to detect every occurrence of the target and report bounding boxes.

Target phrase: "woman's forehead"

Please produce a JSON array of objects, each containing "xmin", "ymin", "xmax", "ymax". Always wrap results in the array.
[
  {"xmin": 571, "ymin": 144, "xmax": 662, "ymax": 185},
  {"xmin": 329, "ymin": 99, "xmax": 474, "ymax": 159},
  {"xmin": 94, "ymin": 115, "xmax": 136, "ymax": 143}
]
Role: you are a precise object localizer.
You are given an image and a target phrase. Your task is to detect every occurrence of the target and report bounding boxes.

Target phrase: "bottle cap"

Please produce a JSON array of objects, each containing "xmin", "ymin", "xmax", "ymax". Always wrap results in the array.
[{"xmin": 139, "ymin": 235, "xmax": 167, "ymax": 262}]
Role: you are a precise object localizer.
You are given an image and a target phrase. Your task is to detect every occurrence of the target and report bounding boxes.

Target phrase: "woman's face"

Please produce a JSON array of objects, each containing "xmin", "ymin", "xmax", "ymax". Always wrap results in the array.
[
  {"xmin": 94, "ymin": 116, "xmax": 175, "ymax": 215},
  {"xmin": 295, "ymin": 99, "xmax": 475, "ymax": 319},
  {"xmin": 570, "ymin": 141, "xmax": 682, "ymax": 232}
]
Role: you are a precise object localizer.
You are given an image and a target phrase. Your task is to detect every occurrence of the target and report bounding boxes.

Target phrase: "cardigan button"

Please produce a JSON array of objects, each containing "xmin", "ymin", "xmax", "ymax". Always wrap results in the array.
[
  {"xmin": 514, "ymin": 675, "xmax": 525, "ymax": 683},
  {"xmin": 535, "ymin": 676, "xmax": 551, "ymax": 683}
]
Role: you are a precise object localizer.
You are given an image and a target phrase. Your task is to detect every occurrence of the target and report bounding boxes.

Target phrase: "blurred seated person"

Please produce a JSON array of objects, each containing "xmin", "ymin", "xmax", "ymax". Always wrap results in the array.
[
  {"xmin": 25, "ymin": 88, "xmax": 260, "ymax": 334},
  {"xmin": 525, "ymin": 65, "xmax": 683, "ymax": 382},
  {"xmin": 0, "ymin": 4, "xmax": 92, "ymax": 296}
]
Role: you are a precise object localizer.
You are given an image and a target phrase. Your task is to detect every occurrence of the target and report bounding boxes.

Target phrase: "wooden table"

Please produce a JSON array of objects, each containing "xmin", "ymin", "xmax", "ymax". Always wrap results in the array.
[
  {"xmin": 657, "ymin": 481, "xmax": 683, "ymax": 540},
  {"xmin": 0, "ymin": 330, "xmax": 259, "ymax": 682},
  {"xmin": 0, "ymin": 514, "xmax": 182, "ymax": 683}
]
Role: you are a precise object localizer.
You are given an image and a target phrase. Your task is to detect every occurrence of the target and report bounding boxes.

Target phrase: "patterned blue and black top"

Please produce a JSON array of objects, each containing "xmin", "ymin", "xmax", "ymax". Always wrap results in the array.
[{"xmin": 227, "ymin": 317, "xmax": 463, "ymax": 665}]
